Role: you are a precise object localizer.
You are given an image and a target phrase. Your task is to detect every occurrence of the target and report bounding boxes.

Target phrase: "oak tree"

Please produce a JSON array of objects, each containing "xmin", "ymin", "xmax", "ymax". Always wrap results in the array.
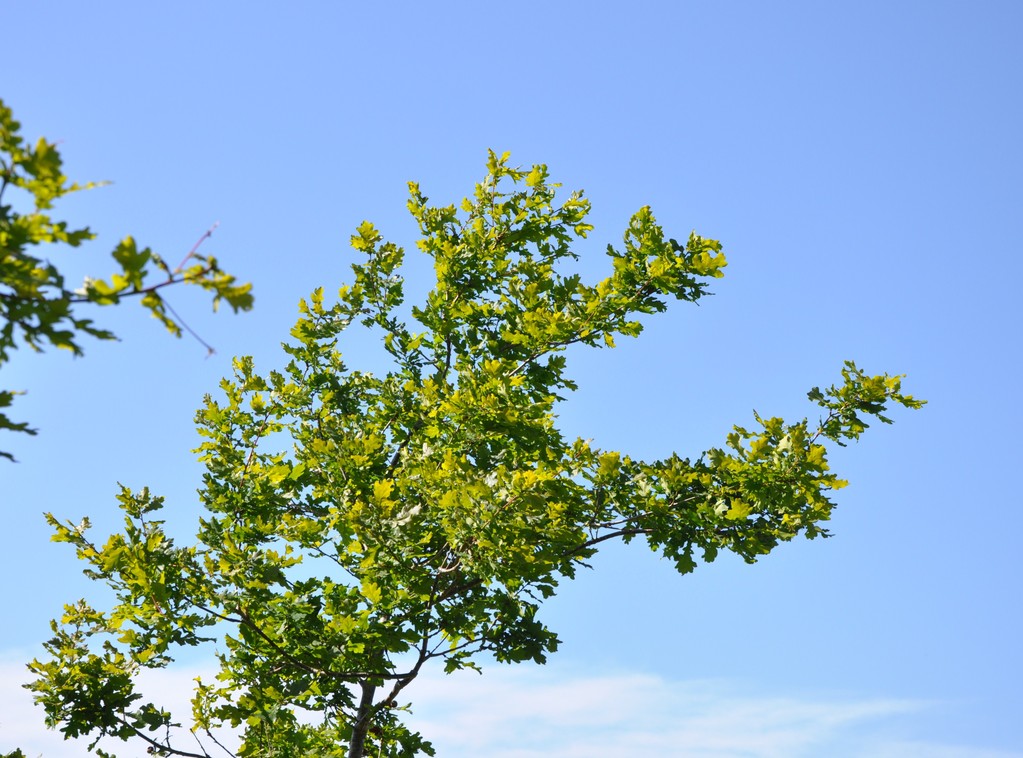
[{"xmin": 27, "ymin": 152, "xmax": 922, "ymax": 757}]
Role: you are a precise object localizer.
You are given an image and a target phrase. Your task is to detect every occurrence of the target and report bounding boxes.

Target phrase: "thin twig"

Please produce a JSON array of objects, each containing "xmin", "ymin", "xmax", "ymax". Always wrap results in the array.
[
  {"xmin": 162, "ymin": 296, "xmax": 216, "ymax": 356},
  {"xmin": 114, "ymin": 716, "xmax": 212, "ymax": 758},
  {"xmin": 204, "ymin": 727, "xmax": 239, "ymax": 758},
  {"xmin": 176, "ymin": 221, "xmax": 220, "ymax": 272}
]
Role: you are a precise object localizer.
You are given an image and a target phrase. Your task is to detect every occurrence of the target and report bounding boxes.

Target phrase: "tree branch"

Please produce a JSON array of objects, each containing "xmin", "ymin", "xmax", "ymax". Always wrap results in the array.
[
  {"xmin": 113, "ymin": 714, "xmax": 213, "ymax": 758},
  {"xmin": 568, "ymin": 527, "xmax": 650, "ymax": 556}
]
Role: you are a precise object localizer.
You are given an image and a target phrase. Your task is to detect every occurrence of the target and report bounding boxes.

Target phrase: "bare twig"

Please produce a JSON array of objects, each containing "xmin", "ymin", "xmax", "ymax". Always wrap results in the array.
[
  {"xmin": 175, "ymin": 221, "xmax": 220, "ymax": 273},
  {"xmin": 162, "ymin": 296, "xmax": 216, "ymax": 356}
]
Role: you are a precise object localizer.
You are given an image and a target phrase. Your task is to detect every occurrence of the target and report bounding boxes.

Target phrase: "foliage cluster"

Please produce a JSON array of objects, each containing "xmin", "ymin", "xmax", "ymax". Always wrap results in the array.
[{"xmin": 24, "ymin": 152, "xmax": 922, "ymax": 757}]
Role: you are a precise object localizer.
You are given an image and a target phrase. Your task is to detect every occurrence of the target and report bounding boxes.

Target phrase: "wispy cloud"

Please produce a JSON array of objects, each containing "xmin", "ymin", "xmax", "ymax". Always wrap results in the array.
[
  {"xmin": 1, "ymin": 652, "xmax": 1016, "ymax": 758},
  {"xmin": 405, "ymin": 668, "xmax": 923, "ymax": 757}
]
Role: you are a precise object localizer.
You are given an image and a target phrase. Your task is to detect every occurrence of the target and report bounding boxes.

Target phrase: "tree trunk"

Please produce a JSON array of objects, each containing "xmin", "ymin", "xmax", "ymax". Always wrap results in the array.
[{"xmin": 348, "ymin": 681, "xmax": 376, "ymax": 758}]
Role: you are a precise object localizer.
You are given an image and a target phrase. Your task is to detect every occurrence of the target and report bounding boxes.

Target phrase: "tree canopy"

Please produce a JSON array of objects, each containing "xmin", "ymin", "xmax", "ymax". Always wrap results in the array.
[
  {"xmin": 0, "ymin": 98, "xmax": 253, "ymax": 461},
  {"xmin": 26, "ymin": 152, "xmax": 923, "ymax": 757}
]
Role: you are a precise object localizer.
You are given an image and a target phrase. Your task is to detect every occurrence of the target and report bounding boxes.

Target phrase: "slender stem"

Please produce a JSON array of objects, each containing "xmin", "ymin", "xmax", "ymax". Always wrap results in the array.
[
  {"xmin": 202, "ymin": 728, "xmax": 238, "ymax": 758},
  {"xmin": 176, "ymin": 221, "xmax": 220, "ymax": 272},
  {"xmin": 162, "ymin": 295, "xmax": 216, "ymax": 355}
]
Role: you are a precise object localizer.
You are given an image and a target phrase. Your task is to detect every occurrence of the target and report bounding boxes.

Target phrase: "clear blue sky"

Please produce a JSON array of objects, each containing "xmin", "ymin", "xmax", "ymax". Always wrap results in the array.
[{"xmin": 3, "ymin": 2, "xmax": 1021, "ymax": 756}]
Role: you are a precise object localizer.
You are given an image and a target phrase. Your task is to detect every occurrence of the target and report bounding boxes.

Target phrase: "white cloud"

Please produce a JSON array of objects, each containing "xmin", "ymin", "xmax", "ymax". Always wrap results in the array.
[
  {"xmin": 404, "ymin": 668, "xmax": 922, "ymax": 758},
  {"xmin": 867, "ymin": 744, "xmax": 1023, "ymax": 758},
  {"xmin": 0, "ymin": 653, "xmax": 70, "ymax": 758},
  {"xmin": 1, "ymin": 652, "xmax": 1018, "ymax": 758}
]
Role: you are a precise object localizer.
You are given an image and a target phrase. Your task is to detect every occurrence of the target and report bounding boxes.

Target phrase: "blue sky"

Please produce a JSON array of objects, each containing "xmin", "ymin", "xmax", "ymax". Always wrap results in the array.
[{"xmin": 2, "ymin": 2, "xmax": 1021, "ymax": 756}]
